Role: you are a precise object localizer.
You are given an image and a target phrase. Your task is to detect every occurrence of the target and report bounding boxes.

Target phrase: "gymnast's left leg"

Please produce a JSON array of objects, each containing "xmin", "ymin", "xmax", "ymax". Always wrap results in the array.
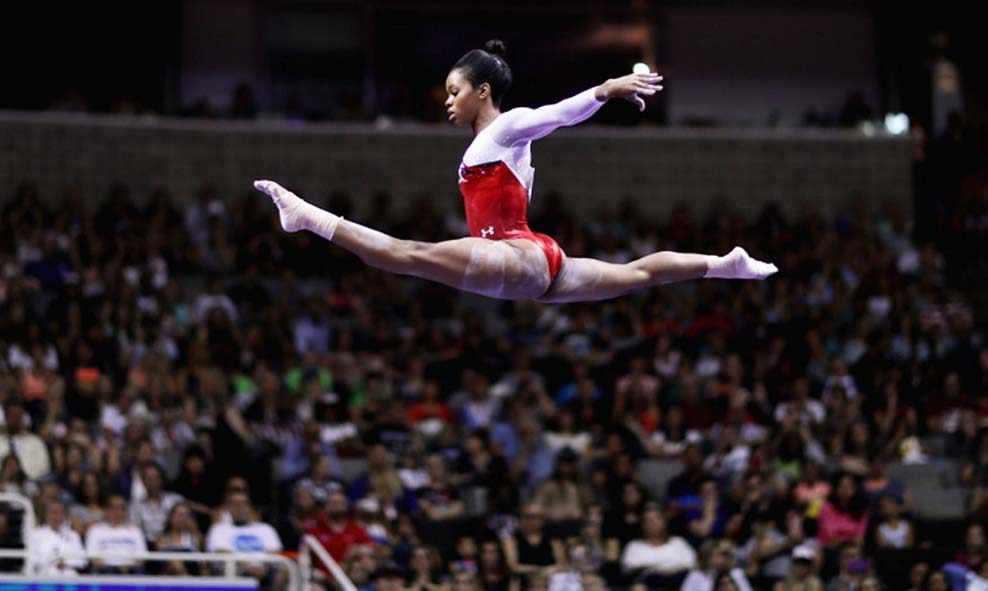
[{"xmin": 537, "ymin": 247, "xmax": 777, "ymax": 303}]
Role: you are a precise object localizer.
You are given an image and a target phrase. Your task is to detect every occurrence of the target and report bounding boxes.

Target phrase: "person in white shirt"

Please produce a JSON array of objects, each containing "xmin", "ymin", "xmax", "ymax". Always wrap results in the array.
[
  {"xmin": 206, "ymin": 491, "xmax": 286, "ymax": 590},
  {"xmin": 85, "ymin": 494, "xmax": 147, "ymax": 574},
  {"xmin": 621, "ymin": 505, "xmax": 697, "ymax": 586},
  {"xmin": 28, "ymin": 499, "xmax": 87, "ymax": 575},
  {"xmin": 0, "ymin": 400, "xmax": 51, "ymax": 481}
]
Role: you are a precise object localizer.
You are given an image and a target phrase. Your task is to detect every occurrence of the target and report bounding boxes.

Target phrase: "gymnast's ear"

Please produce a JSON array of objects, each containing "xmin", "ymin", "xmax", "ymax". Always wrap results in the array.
[{"xmin": 477, "ymin": 82, "xmax": 491, "ymax": 100}]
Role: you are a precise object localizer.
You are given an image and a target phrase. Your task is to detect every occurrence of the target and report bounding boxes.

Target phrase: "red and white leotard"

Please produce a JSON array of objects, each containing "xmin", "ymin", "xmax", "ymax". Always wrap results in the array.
[{"xmin": 457, "ymin": 87, "xmax": 606, "ymax": 281}]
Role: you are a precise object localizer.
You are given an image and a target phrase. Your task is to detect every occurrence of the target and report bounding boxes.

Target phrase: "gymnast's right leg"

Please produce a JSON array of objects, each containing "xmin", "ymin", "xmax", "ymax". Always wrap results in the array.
[{"xmin": 253, "ymin": 180, "xmax": 550, "ymax": 300}]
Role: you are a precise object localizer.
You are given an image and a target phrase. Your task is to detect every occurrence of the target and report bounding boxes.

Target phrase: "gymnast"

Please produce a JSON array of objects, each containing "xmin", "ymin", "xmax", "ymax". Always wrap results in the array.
[{"xmin": 254, "ymin": 40, "xmax": 777, "ymax": 302}]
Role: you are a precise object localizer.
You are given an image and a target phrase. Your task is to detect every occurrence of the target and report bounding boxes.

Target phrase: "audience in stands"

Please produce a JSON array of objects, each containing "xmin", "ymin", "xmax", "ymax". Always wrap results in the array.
[{"xmin": 1, "ymin": 129, "xmax": 987, "ymax": 590}]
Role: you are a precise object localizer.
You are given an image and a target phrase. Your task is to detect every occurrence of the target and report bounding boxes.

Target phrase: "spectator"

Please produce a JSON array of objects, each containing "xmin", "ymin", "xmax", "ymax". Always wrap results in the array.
[
  {"xmin": 955, "ymin": 524, "xmax": 988, "ymax": 568},
  {"xmin": 450, "ymin": 570, "xmax": 482, "ymax": 591},
  {"xmin": 206, "ymin": 490, "xmax": 285, "ymax": 589},
  {"xmin": 532, "ymin": 448, "xmax": 585, "ymax": 521},
  {"xmin": 156, "ymin": 502, "xmax": 204, "ymax": 575},
  {"xmin": 129, "ymin": 463, "xmax": 183, "ymax": 543},
  {"xmin": 350, "ymin": 443, "xmax": 417, "ymax": 513},
  {"xmin": 0, "ymin": 454, "xmax": 38, "ymax": 498},
  {"xmin": 620, "ymin": 505, "xmax": 696, "ymax": 583},
  {"xmin": 604, "ymin": 481, "xmax": 647, "ymax": 561},
  {"xmin": 0, "ymin": 399, "xmax": 51, "ymax": 481},
  {"xmin": 824, "ymin": 542, "xmax": 867, "ymax": 591},
  {"xmin": 873, "ymin": 494, "xmax": 914, "ymax": 549},
  {"xmin": 416, "ymin": 454, "xmax": 464, "ymax": 522},
  {"xmin": 503, "ymin": 503, "xmax": 565, "ymax": 581},
  {"xmin": 85, "ymin": 493, "xmax": 147, "ymax": 574},
  {"xmin": 775, "ymin": 545, "xmax": 823, "ymax": 591},
  {"xmin": 682, "ymin": 539, "xmax": 752, "ymax": 591},
  {"xmin": 294, "ymin": 453, "xmax": 344, "ymax": 507},
  {"xmin": 307, "ymin": 491, "xmax": 372, "ymax": 563},
  {"xmin": 405, "ymin": 545, "xmax": 445, "ymax": 591},
  {"xmin": 27, "ymin": 499, "xmax": 86, "ymax": 575},
  {"xmin": 817, "ymin": 474, "xmax": 869, "ymax": 549},
  {"xmin": 478, "ymin": 538, "xmax": 512, "ymax": 591},
  {"xmin": 370, "ymin": 561, "xmax": 406, "ymax": 591}
]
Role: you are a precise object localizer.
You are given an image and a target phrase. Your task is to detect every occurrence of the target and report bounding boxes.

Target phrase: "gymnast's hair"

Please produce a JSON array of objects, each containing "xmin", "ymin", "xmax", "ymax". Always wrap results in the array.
[{"xmin": 452, "ymin": 39, "xmax": 513, "ymax": 107}]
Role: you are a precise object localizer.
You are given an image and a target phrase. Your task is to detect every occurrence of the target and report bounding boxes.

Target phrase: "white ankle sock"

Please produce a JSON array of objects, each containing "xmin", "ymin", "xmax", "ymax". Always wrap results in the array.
[
  {"xmin": 704, "ymin": 246, "xmax": 778, "ymax": 280},
  {"xmin": 254, "ymin": 180, "xmax": 341, "ymax": 241}
]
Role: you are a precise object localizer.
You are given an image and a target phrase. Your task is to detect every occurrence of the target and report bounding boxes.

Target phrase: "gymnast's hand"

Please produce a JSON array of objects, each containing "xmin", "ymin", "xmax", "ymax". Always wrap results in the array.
[{"xmin": 595, "ymin": 72, "xmax": 664, "ymax": 111}]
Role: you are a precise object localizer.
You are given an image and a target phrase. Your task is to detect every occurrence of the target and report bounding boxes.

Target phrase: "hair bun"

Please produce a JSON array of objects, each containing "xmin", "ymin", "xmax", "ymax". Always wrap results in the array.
[{"xmin": 484, "ymin": 39, "xmax": 507, "ymax": 58}]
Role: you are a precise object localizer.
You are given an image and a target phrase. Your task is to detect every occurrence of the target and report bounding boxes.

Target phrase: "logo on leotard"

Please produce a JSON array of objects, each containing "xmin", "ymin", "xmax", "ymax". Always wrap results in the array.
[{"xmin": 481, "ymin": 226, "xmax": 495, "ymax": 238}]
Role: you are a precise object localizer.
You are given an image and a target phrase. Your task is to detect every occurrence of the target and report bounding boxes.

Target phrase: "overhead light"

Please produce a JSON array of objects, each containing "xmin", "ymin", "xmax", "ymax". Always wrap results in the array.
[{"xmin": 884, "ymin": 113, "xmax": 910, "ymax": 135}]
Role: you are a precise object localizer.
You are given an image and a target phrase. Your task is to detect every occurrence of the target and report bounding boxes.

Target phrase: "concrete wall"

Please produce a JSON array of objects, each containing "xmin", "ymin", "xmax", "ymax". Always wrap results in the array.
[{"xmin": 0, "ymin": 112, "xmax": 912, "ymax": 221}]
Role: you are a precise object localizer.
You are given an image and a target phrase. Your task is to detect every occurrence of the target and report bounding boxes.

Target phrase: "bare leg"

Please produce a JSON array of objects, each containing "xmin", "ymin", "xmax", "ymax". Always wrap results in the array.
[
  {"xmin": 254, "ymin": 180, "xmax": 551, "ymax": 300},
  {"xmin": 538, "ymin": 248, "xmax": 776, "ymax": 304}
]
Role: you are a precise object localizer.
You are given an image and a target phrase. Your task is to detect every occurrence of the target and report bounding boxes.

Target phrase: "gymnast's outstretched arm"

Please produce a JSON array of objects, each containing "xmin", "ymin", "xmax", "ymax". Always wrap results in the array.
[{"xmin": 491, "ymin": 72, "xmax": 663, "ymax": 145}]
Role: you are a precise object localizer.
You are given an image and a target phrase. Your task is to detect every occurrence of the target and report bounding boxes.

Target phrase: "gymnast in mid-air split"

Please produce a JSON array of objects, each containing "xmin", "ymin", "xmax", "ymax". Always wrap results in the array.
[{"xmin": 253, "ymin": 40, "xmax": 777, "ymax": 302}]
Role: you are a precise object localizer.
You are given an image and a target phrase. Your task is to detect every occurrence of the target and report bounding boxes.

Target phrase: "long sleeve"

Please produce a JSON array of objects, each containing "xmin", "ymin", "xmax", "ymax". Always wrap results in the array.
[{"xmin": 491, "ymin": 87, "xmax": 606, "ymax": 146}]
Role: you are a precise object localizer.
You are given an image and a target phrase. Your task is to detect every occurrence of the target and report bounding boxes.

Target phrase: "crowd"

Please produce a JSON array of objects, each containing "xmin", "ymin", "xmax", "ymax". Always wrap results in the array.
[{"xmin": 0, "ymin": 117, "xmax": 987, "ymax": 591}]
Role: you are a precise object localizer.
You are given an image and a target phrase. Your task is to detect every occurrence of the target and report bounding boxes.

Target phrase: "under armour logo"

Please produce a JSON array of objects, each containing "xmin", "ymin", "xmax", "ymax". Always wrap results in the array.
[{"xmin": 481, "ymin": 226, "xmax": 495, "ymax": 238}]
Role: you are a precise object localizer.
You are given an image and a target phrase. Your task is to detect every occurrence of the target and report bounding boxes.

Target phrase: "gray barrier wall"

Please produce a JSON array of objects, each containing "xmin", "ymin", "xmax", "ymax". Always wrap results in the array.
[{"xmin": 0, "ymin": 112, "xmax": 912, "ymax": 221}]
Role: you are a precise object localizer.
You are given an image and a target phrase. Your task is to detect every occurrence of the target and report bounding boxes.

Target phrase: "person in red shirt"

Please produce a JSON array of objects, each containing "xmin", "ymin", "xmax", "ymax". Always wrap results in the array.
[{"xmin": 307, "ymin": 491, "xmax": 372, "ymax": 563}]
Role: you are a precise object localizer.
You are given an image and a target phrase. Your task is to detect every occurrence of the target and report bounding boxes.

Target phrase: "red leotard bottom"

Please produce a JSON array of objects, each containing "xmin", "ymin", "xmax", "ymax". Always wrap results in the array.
[{"xmin": 510, "ymin": 231, "xmax": 563, "ymax": 283}]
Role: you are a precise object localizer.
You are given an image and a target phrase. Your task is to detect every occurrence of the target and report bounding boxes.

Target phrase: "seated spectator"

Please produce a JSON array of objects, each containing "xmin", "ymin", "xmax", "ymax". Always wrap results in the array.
[
  {"xmin": 407, "ymin": 381, "xmax": 454, "ymax": 441},
  {"xmin": 775, "ymin": 545, "xmax": 823, "ymax": 591},
  {"xmin": 682, "ymin": 539, "xmax": 753, "ymax": 591},
  {"xmin": 0, "ymin": 399, "xmax": 51, "ymax": 481},
  {"xmin": 817, "ymin": 473, "xmax": 868, "ymax": 549},
  {"xmin": 295, "ymin": 454, "xmax": 345, "ymax": 507},
  {"xmin": 684, "ymin": 478, "xmax": 730, "ymax": 543},
  {"xmin": 604, "ymin": 481, "xmax": 646, "ymax": 560},
  {"xmin": 955, "ymin": 523, "xmax": 988, "ymax": 568},
  {"xmin": 280, "ymin": 485, "xmax": 323, "ymax": 550},
  {"xmin": 906, "ymin": 563, "xmax": 930, "ymax": 591},
  {"xmin": 620, "ymin": 505, "xmax": 696, "ymax": 584},
  {"xmin": 129, "ymin": 463, "xmax": 183, "ymax": 544},
  {"xmin": 27, "ymin": 499, "xmax": 86, "ymax": 575},
  {"xmin": 170, "ymin": 446, "xmax": 222, "ymax": 516},
  {"xmin": 405, "ymin": 545, "xmax": 445, "ymax": 591},
  {"xmin": 544, "ymin": 409, "xmax": 591, "ymax": 456},
  {"xmin": 370, "ymin": 561, "xmax": 406, "ymax": 591},
  {"xmin": 503, "ymin": 503, "xmax": 565, "ymax": 581},
  {"xmin": 69, "ymin": 471, "xmax": 105, "ymax": 535},
  {"xmin": 873, "ymin": 494, "xmax": 914, "ymax": 549},
  {"xmin": 478, "ymin": 538, "xmax": 512, "ymax": 591},
  {"xmin": 85, "ymin": 493, "xmax": 147, "ymax": 574},
  {"xmin": 741, "ymin": 509, "xmax": 806, "ymax": 582},
  {"xmin": 792, "ymin": 462, "xmax": 830, "ymax": 520},
  {"xmin": 532, "ymin": 448, "xmax": 585, "ymax": 522},
  {"xmin": 0, "ymin": 454, "xmax": 38, "ymax": 499},
  {"xmin": 416, "ymin": 454, "xmax": 464, "ymax": 521},
  {"xmin": 156, "ymin": 502, "xmax": 204, "ymax": 575},
  {"xmin": 308, "ymin": 491, "xmax": 372, "ymax": 563},
  {"xmin": 206, "ymin": 490, "xmax": 286, "ymax": 589},
  {"xmin": 450, "ymin": 534, "xmax": 478, "ymax": 574},
  {"xmin": 350, "ymin": 443, "xmax": 418, "ymax": 513},
  {"xmin": 824, "ymin": 542, "xmax": 867, "ymax": 591},
  {"xmin": 450, "ymin": 570, "xmax": 482, "ymax": 591},
  {"xmin": 923, "ymin": 570, "xmax": 950, "ymax": 591},
  {"xmin": 862, "ymin": 458, "xmax": 908, "ymax": 508}
]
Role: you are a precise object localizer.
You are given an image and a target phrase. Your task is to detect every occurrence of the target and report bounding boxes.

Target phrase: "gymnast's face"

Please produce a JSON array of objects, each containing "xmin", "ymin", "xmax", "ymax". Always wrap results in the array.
[{"xmin": 445, "ymin": 69, "xmax": 489, "ymax": 126}]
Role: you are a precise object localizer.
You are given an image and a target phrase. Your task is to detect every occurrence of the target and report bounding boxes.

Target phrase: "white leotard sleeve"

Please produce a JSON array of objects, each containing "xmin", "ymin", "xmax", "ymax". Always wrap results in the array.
[{"xmin": 489, "ymin": 86, "xmax": 606, "ymax": 146}]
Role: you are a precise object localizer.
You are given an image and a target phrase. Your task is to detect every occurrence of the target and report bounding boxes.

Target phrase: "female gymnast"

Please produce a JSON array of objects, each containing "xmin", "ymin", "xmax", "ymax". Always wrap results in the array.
[{"xmin": 254, "ymin": 40, "xmax": 777, "ymax": 303}]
